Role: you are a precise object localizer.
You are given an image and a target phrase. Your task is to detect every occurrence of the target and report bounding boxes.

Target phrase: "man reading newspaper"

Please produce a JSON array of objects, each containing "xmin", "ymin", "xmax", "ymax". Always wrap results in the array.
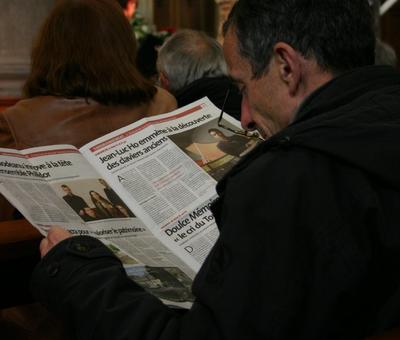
[{"xmin": 31, "ymin": 0, "xmax": 400, "ymax": 339}]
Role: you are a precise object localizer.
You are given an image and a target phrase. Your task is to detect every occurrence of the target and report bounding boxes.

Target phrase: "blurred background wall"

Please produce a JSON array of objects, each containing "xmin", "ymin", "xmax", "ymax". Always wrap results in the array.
[
  {"xmin": 0, "ymin": 0, "xmax": 54, "ymax": 98},
  {"xmin": 0, "ymin": 0, "xmax": 398, "ymax": 100}
]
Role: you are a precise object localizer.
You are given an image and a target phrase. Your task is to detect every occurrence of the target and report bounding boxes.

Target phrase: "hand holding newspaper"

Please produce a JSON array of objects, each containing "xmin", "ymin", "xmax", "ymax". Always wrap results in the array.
[{"xmin": 0, "ymin": 98, "xmax": 260, "ymax": 307}]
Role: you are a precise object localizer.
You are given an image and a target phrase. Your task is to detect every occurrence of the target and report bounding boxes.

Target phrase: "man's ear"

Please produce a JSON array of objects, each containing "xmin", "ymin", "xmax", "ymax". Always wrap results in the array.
[
  {"xmin": 159, "ymin": 72, "xmax": 169, "ymax": 90},
  {"xmin": 273, "ymin": 42, "xmax": 302, "ymax": 96}
]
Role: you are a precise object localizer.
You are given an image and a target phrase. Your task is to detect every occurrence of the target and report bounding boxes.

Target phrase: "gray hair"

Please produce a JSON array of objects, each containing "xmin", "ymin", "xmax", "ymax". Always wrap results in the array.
[
  {"xmin": 224, "ymin": 0, "xmax": 375, "ymax": 78},
  {"xmin": 157, "ymin": 29, "xmax": 227, "ymax": 94}
]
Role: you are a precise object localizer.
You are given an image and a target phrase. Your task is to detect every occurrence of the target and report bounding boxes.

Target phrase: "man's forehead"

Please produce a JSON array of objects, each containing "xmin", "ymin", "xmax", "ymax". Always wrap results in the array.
[
  {"xmin": 223, "ymin": 28, "xmax": 250, "ymax": 80},
  {"xmin": 222, "ymin": 27, "xmax": 238, "ymax": 58}
]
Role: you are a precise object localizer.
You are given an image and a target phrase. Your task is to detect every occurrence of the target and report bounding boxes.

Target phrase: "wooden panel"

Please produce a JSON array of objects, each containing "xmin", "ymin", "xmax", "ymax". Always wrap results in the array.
[
  {"xmin": 0, "ymin": 219, "xmax": 42, "ymax": 308},
  {"xmin": 366, "ymin": 328, "xmax": 400, "ymax": 340},
  {"xmin": 154, "ymin": 0, "xmax": 217, "ymax": 37},
  {"xmin": 380, "ymin": 1, "xmax": 400, "ymax": 68},
  {"xmin": 0, "ymin": 219, "xmax": 41, "ymax": 260}
]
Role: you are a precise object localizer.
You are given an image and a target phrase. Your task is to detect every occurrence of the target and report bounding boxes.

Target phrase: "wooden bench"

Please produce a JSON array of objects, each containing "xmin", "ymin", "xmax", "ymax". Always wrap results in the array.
[
  {"xmin": 1, "ymin": 218, "xmax": 400, "ymax": 339},
  {"xmin": 0, "ymin": 219, "xmax": 42, "ymax": 309},
  {"xmin": 367, "ymin": 330, "xmax": 400, "ymax": 340}
]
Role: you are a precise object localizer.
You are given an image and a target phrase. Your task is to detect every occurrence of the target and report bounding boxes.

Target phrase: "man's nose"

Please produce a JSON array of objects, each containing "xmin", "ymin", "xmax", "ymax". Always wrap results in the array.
[{"xmin": 240, "ymin": 96, "xmax": 256, "ymax": 131}]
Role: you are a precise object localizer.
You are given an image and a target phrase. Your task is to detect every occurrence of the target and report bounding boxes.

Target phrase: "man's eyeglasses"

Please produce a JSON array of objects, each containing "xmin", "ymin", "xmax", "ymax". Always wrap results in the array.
[{"xmin": 217, "ymin": 87, "xmax": 260, "ymax": 138}]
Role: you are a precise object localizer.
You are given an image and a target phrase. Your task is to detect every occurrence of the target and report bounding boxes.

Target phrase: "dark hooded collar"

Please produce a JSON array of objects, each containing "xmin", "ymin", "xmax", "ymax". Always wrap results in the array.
[{"xmin": 293, "ymin": 65, "xmax": 400, "ymax": 125}]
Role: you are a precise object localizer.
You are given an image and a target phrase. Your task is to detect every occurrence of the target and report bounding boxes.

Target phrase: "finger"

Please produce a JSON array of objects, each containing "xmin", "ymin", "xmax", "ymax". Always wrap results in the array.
[
  {"xmin": 47, "ymin": 226, "xmax": 72, "ymax": 244},
  {"xmin": 39, "ymin": 238, "xmax": 49, "ymax": 258},
  {"xmin": 47, "ymin": 226, "xmax": 72, "ymax": 255}
]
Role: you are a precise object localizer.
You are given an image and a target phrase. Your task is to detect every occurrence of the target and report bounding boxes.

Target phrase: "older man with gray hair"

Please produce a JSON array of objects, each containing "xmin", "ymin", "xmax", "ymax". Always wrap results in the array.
[{"xmin": 157, "ymin": 29, "xmax": 242, "ymax": 120}]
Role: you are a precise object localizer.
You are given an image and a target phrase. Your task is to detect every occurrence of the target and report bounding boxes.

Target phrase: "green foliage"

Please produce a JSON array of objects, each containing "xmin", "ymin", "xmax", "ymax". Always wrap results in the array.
[{"xmin": 131, "ymin": 12, "xmax": 173, "ymax": 45}]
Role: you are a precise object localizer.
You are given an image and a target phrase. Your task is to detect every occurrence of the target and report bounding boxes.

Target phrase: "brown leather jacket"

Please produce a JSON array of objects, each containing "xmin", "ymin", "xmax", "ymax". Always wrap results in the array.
[{"xmin": 0, "ymin": 87, "xmax": 177, "ymax": 220}]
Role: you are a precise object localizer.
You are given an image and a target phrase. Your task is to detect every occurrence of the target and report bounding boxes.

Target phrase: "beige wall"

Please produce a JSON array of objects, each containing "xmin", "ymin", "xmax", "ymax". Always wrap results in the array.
[
  {"xmin": 0, "ymin": 0, "xmax": 54, "ymax": 97},
  {"xmin": 138, "ymin": 1, "xmax": 154, "ymax": 25}
]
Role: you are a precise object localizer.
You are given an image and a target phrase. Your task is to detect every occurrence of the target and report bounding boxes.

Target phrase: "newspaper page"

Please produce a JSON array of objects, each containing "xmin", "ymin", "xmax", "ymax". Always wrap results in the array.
[
  {"xmin": 0, "ymin": 98, "xmax": 260, "ymax": 306},
  {"xmin": 0, "ymin": 145, "xmax": 196, "ymax": 306},
  {"xmin": 80, "ymin": 98, "xmax": 260, "ymax": 272}
]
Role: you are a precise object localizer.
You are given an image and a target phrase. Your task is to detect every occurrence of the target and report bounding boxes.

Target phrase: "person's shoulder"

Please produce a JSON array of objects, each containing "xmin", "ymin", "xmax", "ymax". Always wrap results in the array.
[
  {"xmin": 228, "ymin": 145, "xmax": 332, "ymax": 189},
  {"xmin": 147, "ymin": 86, "xmax": 177, "ymax": 116},
  {"xmin": 0, "ymin": 107, "xmax": 15, "ymax": 148},
  {"xmin": 1, "ymin": 97, "xmax": 33, "ymax": 118},
  {"xmin": 2, "ymin": 96, "xmax": 79, "ymax": 118},
  {"xmin": 0, "ymin": 97, "xmax": 49, "ymax": 148}
]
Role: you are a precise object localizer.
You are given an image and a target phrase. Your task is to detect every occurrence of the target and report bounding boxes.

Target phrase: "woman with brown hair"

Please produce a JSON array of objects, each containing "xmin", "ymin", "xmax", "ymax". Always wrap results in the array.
[
  {"xmin": 0, "ymin": 0, "xmax": 176, "ymax": 220},
  {"xmin": 89, "ymin": 190, "xmax": 121, "ymax": 219}
]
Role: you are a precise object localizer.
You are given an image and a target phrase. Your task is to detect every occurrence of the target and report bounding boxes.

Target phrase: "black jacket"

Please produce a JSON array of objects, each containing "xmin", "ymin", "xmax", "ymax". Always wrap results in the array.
[{"xmin": 31, "ymin": 65, "xmax": 400, "ymax": 340}]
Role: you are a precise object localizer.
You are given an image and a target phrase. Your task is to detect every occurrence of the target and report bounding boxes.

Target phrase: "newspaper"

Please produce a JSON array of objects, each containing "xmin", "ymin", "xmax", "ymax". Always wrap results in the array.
[{"xmin": 0, "ymin": 98, "xmax": 260, "ymax": 307}]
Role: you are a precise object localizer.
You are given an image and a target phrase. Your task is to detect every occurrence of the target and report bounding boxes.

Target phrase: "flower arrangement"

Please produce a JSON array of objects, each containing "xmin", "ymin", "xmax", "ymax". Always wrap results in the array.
[{"xmin": 131, "ymin": 12, "xmax": 175, "ymax": 46}]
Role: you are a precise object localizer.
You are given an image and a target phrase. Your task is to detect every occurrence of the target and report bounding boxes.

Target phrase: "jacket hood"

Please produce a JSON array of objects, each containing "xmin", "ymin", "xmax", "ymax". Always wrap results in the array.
[{"xmin": 271, "ymin": 65, "xmax": 400, "ymax": 190}]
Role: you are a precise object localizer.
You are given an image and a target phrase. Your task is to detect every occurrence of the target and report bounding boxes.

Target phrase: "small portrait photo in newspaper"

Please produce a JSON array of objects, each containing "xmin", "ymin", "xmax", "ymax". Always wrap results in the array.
[
  {"xmin": 52, "ymin": 178, "xmax": 135, "ymax": 222},
  {"xmin": 168, "ymin": 118, "xmax": 259, "ymax": 181}
]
